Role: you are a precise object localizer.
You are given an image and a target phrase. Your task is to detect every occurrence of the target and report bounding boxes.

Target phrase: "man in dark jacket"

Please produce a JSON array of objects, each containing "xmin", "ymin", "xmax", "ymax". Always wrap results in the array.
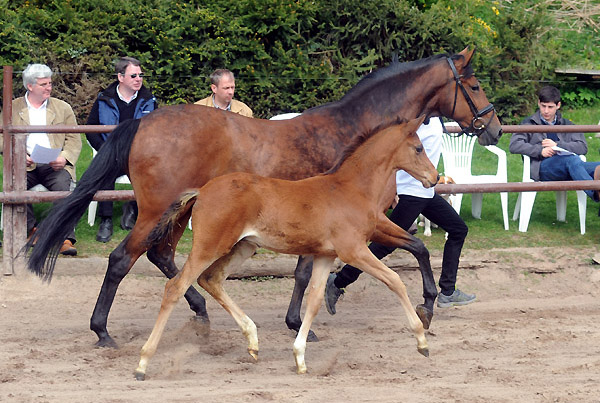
[
  {"xmin": 86, "ymin": 56, "xmax": 157, "ymax": 242},
  {"xmin": 509, "ymin": 85, "xmax": 600, "ymax": 201}
]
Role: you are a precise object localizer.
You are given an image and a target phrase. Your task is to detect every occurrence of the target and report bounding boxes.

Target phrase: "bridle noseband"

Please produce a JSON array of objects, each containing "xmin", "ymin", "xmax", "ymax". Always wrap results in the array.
[{"xmin": 447, "ymin": 57, "xmax": 495, "ymax": 137}]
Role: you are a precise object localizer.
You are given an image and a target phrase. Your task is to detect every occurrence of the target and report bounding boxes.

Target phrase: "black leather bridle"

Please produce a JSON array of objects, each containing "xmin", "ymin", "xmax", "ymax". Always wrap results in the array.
[{"xmin": 446, "ymin": 57, "xmax": 496, "ymax": 137}]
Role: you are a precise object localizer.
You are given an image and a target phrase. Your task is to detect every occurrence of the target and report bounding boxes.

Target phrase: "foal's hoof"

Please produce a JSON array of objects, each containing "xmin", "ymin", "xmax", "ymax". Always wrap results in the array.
[
  {"xmin": 134, "ymin": 370, "xmax": 146, "ymax": 381},
  {"xmin": 416, "ymin": 304, "xmax": 433, "ymax": 330},
  {"xmin": 192, "ymin": 313, "xmax": 210, "ymax": 325},
  {"xmin": 418, "ymin": 346, "xmax": 430, "ymax": 358},
  {"xmin": 248, "ymin": 349, "xmax": 259, "ymax": 361}
]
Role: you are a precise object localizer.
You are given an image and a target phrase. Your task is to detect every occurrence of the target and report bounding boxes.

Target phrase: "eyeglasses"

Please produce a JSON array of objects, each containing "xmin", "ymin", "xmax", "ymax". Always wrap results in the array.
[{"xmin": 121, "ymin": 73, "xmax": 144, "ymax": 79}]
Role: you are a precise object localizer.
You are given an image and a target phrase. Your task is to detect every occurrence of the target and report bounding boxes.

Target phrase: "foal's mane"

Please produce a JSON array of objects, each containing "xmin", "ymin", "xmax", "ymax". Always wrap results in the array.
[{"xmin": 324, "ymin": 117, "xmax": 408, "ymax": 175}]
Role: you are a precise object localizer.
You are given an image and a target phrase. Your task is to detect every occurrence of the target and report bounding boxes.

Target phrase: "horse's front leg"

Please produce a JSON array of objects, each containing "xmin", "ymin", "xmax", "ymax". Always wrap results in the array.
[
  {"xmin": 371, "ymin": 216, "xmax": 437, "ymax": 329},
  {"xmin": 285, "ymin": 255, "xmax": 318, "ymax": 342},
  {"xmin": 146, "ymin": 213, "xmax": 209, "ymax": 324},
  {"xmin": 91, "ymin": 234, "xmax": 142, "ymax": 348},
  {"xmin": 293, "ymin": 256, "xmax": 335, "ymax": 373}
]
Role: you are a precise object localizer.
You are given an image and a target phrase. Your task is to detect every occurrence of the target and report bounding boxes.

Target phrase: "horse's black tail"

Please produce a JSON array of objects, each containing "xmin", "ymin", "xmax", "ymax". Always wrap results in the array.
[
  {"xmin": 144, "ymin": 190, "xmax": 199, "ymax": 250},
  {"xmin": 24, "ymin": 118, "xmax": 142, "ymax": 282}
]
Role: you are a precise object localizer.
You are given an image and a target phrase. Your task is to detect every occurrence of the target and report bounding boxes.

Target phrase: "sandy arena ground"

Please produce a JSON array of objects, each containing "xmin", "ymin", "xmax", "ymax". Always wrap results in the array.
[{"xmin": 1, "ymin": 246, "xmax": 600, "ymax": 403}]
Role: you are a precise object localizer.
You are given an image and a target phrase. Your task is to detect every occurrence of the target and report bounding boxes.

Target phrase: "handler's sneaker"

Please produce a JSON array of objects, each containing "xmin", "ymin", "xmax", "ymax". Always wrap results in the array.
[
  {"xmin": 437, "ymin": 289, "xmax": 476, "ymax": 308},
  {"xmin": 325, "ymin": 273, "xmax": 344, "ymax": 315}
]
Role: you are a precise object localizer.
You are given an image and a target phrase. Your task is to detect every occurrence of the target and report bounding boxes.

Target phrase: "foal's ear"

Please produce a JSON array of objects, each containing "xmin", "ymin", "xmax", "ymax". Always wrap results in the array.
[
  {"xmin": 456, "ymin": 47, "xmax": 475, "ymax": 69},
  {"xmin": 407, "ymin": 115, "xmax": 426, "ymax": 132}
]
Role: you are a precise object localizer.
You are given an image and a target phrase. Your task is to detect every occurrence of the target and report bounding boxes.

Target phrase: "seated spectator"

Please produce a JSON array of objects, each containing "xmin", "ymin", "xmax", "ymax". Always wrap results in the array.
[
  {"xmin": 86, "ymin": 56, "xmax": 157, "ymax": 242},
  {"xmin": 509, "ymin": 85, "xmax": 600, "ymax": 201},
  {"xmin": 194, "ymin": 69, "xmax": 253, "ymax": 117},
  {"xmin": 0, "ymin": 63, "xmax": 81, "ymax": 255}
]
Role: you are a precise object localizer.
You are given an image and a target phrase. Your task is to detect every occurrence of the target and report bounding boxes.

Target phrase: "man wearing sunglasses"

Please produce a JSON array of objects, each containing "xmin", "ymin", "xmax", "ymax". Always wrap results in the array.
[{"xmin": 86, "ymin": 56, "xmax": 157, "ymax": 243}]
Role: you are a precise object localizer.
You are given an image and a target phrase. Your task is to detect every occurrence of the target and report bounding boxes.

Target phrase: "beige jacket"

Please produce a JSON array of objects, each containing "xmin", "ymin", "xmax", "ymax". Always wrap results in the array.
[
  {"xmin": 194, "ymin": 96, "xmax": 253, "ymax": 118},
  {"xmin": 1, "ymin": 96, "xmax": 82, "ymax": 180}
]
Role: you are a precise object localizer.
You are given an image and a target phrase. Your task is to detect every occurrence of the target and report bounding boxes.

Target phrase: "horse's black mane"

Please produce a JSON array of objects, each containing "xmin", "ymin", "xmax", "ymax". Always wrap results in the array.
[{"xmin": 304, "ymin": 52, "xmax": 472, "ymax": 115}]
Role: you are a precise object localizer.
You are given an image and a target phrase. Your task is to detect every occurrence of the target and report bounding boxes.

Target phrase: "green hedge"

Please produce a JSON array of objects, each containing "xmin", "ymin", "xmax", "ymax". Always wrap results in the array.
[{"xmin": 0, "ymin": 0, "xmax": 596, "ymax": 123}]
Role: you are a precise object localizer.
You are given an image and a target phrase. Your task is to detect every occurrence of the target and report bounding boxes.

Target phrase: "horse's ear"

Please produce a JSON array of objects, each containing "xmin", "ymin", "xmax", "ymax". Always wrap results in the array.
[{"xmin": 456, "ymin": 47, "xmax": 476, "ymax": 68}]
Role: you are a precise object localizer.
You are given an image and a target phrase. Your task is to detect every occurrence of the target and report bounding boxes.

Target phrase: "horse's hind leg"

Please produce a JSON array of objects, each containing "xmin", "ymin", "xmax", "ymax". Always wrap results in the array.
[
  {"xmin": 146, "ymin": 212, "xmax": 209, "ymax": 324},
  {"xmin": 285, "ymin": 255, "xmax": 318, "ymax": 342},
  {"xmin": 197, "ymin": 241, "xmax": 259, "ymax": 360},
  {"xmin": 293, "ymin": 256, "xmax": 335, "ymax": 374}
]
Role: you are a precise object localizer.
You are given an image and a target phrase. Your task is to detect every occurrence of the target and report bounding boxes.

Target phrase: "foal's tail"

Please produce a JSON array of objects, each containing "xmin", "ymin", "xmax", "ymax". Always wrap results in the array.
[
  {"xmin": 145, "ymin": 190, "xmax": 199, "ymax": 250},
  {"xmin": 24, "ymin": 118, "xmax": 141, "ymax": 282}
]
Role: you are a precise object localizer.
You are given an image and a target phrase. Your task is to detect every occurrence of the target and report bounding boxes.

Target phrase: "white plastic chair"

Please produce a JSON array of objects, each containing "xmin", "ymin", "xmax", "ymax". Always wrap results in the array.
[
  {"xmin": 440, "ymin": 122, "xmax": 509, "ymax": 230},
  {"xmin": 512, "ymin": 154, "xmax": 587, "ymax": 234},
  {"xmin": 87, "ymin": 148, "xmax": 131, "ymax": 226}
]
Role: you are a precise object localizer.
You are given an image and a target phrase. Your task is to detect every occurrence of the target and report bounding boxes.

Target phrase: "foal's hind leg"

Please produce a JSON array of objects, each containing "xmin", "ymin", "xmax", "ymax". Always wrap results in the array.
[
  {"xmin": 197, "ymin": 241, "xmax": 260, "ymax": 360},
  {"xmin": 341, "ymin": 246, "xmax": 428, "ymax": 357},
  {"xmin": 135, "ymin": 253, "xmax": 210, "ymax": 381},
  {"xmin": 285, "ymin": 255, "xmax": 319, "ymax": 342},
  {"xmin": 293, "ymin": 256, "xmax": 335, "ymax": 374},
  {"xmin": 146, "ymin": 212, "xmax": 209, "ymax": 324}
]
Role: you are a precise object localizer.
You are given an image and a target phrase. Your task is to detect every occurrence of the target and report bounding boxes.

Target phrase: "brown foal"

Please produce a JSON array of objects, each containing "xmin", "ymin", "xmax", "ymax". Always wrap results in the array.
[{"xmin": 134, "ymin": 116, "xmax": 438, "ymax": 380}]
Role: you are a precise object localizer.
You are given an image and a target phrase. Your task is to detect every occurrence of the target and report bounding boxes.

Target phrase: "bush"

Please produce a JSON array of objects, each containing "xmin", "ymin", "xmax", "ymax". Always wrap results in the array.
[{"xmin": 0, "ymin": 0, "xmax": 597, "ymax": 123}]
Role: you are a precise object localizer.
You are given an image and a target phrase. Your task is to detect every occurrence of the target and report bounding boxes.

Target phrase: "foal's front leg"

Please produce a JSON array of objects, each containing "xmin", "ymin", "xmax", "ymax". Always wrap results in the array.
[
  {"xmin": 285, "ymin": 255, "xmax": 319, "ymax": 342},
  {"xmin": 341, "ymin": 247, "xmax": 429, "ymax": 357},
  {"xmin": 371, "ymin": 216, "xmax": 437, "ymax": 329},
  {"xmin": 293, "ymin": 256, "xmax": 335, "ymax": 374}
]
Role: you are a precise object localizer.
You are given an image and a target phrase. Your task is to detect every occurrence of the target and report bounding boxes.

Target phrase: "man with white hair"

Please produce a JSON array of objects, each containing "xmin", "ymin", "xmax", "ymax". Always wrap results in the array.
[{"xmin": 0, "ymin": 63, "xmax": 82, "ymax": 255}]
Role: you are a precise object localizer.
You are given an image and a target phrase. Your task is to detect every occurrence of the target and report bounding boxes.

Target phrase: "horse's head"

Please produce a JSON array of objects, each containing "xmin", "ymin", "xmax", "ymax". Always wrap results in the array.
[
  {"xmin": 440, "ymin": 48, "xmax": 502, "ymax": 146},
  {"xmin": 395, "ymin": 116, "xmax": 439, "ymax": 188}
]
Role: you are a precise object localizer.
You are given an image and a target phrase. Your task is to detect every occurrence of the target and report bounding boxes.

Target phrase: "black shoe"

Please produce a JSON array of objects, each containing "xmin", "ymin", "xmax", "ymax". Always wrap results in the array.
[
  {"xmin": 324, "ymin": 273, "xmax": 345, "ymax": 315},
  {"xmin": 120, "ymin": 202, "xmax": 137, "ymax": 231},
  {"xmin": 96, "ymin": 217, "xmax": 113, "ymax": 243}
]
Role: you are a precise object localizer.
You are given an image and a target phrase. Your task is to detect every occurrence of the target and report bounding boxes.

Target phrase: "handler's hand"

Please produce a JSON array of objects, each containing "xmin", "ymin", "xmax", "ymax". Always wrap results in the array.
[
  {"xmin": 49, "ymin": 156, "xmax": 67, "ymax": 171},
  {"xmin": 26, "ymin": 155, "xmax": 34, "ymax": 167}
]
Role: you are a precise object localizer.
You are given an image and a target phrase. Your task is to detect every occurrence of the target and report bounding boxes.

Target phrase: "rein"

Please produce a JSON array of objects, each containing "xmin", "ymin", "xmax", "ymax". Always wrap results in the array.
[{"xmin": 447, "ymin": 57, "xmax": 495, "ymax": 137}]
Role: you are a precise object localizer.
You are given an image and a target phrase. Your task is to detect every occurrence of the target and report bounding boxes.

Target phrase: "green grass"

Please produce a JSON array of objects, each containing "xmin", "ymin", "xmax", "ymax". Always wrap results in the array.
[{"xmin": 2, "ymin": 102, "xmax": 600, "ymax": 257}]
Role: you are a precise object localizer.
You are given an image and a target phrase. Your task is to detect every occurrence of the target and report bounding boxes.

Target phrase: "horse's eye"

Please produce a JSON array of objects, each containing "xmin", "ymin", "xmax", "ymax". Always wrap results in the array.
[
  {"xmin": 471, "ymin": 85, "xmax": 480, "ymax": 91},
  {"xmin": 416, "ymin": 146, "xmax": 423, "ymax": 153}
]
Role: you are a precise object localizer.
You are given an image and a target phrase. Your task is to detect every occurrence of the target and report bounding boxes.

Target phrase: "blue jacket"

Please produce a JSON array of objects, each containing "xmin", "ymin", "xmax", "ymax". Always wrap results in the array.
[{"xmin": 86, "ymin": 81, "xmax": 156, "ymax": 150}]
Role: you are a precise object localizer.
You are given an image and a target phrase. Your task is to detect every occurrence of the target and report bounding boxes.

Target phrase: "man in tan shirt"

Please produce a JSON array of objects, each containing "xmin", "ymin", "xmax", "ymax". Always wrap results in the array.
[
  {"xmin": 194, "ymin": 69, "xmax": 253, "ymax": 117},
  {"xmin": 0, "ymin": 63, "xmax": 81, "ymax": 255}
]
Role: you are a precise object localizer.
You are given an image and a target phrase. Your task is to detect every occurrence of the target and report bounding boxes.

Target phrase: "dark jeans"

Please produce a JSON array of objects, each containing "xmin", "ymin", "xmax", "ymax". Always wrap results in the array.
[
  {"xmin": 540, "ymin": 155, "xmax": 600, "ymax": 200},
  {"xmin": 27, "ymin": 164, "xmax": 76, "ymax": 242},
  {"xmin": 334, "ymin": 193, "xmax": 468, "ymax": 295}
]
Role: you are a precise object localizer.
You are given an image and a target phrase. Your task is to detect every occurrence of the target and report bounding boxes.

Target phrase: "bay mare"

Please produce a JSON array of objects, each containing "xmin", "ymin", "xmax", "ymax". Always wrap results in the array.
[
  {"xmin": 24, "ymin": 48, "xmax": 501, "ymax": 347},
  {"xmin": 135, "ymin": 116, "xmax": 438, "ymax": 380}
]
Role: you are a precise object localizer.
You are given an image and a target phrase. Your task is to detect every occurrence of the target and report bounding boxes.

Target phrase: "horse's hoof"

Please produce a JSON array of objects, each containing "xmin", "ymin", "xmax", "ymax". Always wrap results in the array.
[
  {"xmin": 192, "ymin": 313, "xmax": 210, "ymax": 325},
  {"xmin": 306, "ymin": 330, "xmax": 319, "ymax": 343},
  {"xmin": 134, "ymin": 370, "xmax": 146, "ymax": 381},
  {"xmin": 416, "ymin": 304, "xmax": 433, "ymax": 330},
  {"xmin": 95, "ymin": 337, "xmax": 118, "ymax": 349},
  {"xmin": 418, "ymin": 346, "xmax": 429, "ymax": 358}
]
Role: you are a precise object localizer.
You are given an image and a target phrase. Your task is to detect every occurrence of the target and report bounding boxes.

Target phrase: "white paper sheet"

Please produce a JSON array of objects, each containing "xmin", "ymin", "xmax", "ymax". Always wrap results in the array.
[
  {"xmin": 30, "ymin": 145, "xmax": 61, "ymax": 164},
  {"xmin": 552, "ymin": 146, "xmax": 576, "ymax": 156}
]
